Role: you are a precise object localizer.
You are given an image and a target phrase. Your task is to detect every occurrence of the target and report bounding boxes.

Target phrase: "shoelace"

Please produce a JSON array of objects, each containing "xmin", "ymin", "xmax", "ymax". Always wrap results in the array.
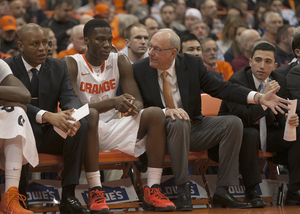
[
  {"xmin": 150, "ymin": 188, "xmax": 169, "ymax": 202},
  {"xmin": 90, "ymin": 190, "xmax": 106, "ymax": 203},
  {"xmin": 6, "ymin": 191, "xmax": 27, "ymax": 212}
]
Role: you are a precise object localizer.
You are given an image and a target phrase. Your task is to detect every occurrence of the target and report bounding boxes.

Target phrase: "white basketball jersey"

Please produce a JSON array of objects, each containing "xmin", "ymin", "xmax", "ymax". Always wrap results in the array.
[{"xmin": 71, "ymin": 53, "xmax": 120, "ymax": 122}]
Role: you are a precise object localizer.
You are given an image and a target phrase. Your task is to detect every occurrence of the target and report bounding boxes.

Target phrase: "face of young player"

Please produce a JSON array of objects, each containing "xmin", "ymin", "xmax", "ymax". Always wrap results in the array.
[{"xmin": 85, "ymin": 26, "xmax": 113, "ymax": 65}]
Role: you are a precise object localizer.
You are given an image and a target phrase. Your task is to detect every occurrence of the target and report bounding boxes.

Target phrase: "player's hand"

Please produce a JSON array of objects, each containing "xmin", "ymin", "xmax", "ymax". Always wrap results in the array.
[
  {"xmin": 0, "ymin": 99, "xmax": 27, "ymax": 112},
  {"xmin": 114, "ymin": 93, "xmax": 138, "ymax": 115},
  {"xmin": 166, "ymin": 108, "xmax": 190, "ymax": 121},
  {"xmin": 259, "ymin": 86, "xmax": 290, "ymax": 115},
  {"xmin": 286, "ymin": 113, "xmax": 299, "ymax": 127}
]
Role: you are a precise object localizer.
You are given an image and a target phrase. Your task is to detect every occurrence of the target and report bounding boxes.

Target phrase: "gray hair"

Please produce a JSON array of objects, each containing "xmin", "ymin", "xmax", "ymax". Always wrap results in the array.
[
  {"xmin": 71, "ymin": 24, "xmax": 84, "ymax": 38},
  {"xmin": 292, "ymin": 26, "xmax": 300, "ymax": 40},
  {"xmin": 265, "ymin": 11, "xmax": 282, "ymax": 25},
  {"xmin": 157, "ymin": 28, "xmax": 180, "ymax": 51}
]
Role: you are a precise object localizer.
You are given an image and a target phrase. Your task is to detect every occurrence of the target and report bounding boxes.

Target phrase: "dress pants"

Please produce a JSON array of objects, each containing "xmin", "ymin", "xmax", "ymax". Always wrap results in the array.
[
  {"xmin": 38, "ymin": 118, "xmax": 89, "ymax": 187},
  {"xmin": 166, "ymin": 115, "xmax": 243, "ymax": 188}
]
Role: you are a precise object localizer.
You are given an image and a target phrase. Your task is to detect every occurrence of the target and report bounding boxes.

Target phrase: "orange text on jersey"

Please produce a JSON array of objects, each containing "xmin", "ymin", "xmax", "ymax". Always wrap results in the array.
[{"xmin": 80, "ymin": 79, "xmax": 116, "ymax": 94}]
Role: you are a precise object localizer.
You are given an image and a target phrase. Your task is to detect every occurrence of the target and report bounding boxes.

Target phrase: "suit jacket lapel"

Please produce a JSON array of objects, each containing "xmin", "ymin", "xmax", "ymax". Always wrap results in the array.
[
  {"xmin": 145, "ymin": 66, "xmax": 165, "ymax": 108},
  {"xmin": 175, "ymin": 56, "xmax": 189, "ymax": 111},
  {"xmin": 246, "ymin": 68, "xmax": 257, "ymax": 91},
  {"xmin": 15, "ymin": 54, "xmax": 31, "ymax": 90}
]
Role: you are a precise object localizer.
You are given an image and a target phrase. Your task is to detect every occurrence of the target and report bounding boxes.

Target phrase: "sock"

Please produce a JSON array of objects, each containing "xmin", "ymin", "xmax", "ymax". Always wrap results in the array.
[
  {"xmin": 245, "ymin": 184, "xmax": 256, "ymax": 193},
  {"xmin": 177, "ymin": 183, "xmax": 190, "ymax": 196},
  {"xmin": 147, "ymin": 167, "xmax": 162, "ymax": 187},
  {"xmin": 214, "ymin": 186, "xmax": 228, "ymax": 196},
  {"xmin": 62, "ymin": 184, "xmax": 76, "ymax": 201},
  {"xmin": 4, "ymin": 138, "xmax": 23, "ymax": 192},
  {"xmin": 86, "ymin": 171, "xmax": 101, "ymax": 189}
]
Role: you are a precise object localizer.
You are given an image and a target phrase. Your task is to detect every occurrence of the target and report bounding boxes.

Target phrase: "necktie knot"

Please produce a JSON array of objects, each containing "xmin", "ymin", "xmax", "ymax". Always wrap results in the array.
[
  {"xmin": 259, "ymin": 81, "xmax": 266, "ymax": 93},
  {"xmin": 31, "ymin": 68, "xmax": 38, "ymax": 76}
]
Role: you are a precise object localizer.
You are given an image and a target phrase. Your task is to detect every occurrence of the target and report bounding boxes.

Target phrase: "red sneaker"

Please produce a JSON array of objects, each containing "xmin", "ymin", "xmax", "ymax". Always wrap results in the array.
[
  {"xmin": 88, "ymin": 187, "xmax": 110, "ymax": 214},
  {"xmin": 143, "ymin": 184, "xmax": 175, "ymax": 212},
  {"xmin": 0, "ymin": 186, "xmax": 33, "ymax": 214}
]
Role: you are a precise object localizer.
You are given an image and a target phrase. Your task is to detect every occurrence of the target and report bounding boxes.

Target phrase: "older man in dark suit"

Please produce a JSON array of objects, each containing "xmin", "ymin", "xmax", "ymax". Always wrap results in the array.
[
  {"xmin": 5, "ymin": 23, "xmax": 101, "ymax": 214},
  {"xmin": 132, "ymin": 29, "xmax": 290, "ymax": 210}
]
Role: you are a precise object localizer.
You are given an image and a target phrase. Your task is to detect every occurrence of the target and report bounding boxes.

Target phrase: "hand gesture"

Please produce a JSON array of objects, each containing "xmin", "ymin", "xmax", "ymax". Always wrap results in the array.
[
  {"xmin": 260, "ymin": 86, "xmax": 290, "ymax": 115},
  {"xmin": 264, "ymin": 80, "xmax": 279, "ymax": 94},
  {"xmin": 165, "ymin": 108, "xmax": 190, "ymax": 121},
  {"xmin": 114, "ymin": 93, "xmax": 138, "ymax": 116},
  {"xmin": 286, "ymin": 113, "xmax": 299, "ymax": 127}
]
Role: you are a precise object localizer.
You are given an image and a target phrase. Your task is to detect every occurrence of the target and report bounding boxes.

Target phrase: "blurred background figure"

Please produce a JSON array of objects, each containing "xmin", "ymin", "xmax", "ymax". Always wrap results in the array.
[
  {"xmin": 14, "ymin": 13, "xmax": 30, "ymax": 31},
  {"xmin": 0, "ymin": 15, "xmax": 19, "ymax": 56},
  {"xmin": 140, "ymin": 16, "xmax": 160, "ymax": 40},
  {"xmin": 43, "ymin": 27, "xmax": 58, "ymax": 58},
  {"xmin": 0, "ymin": 0, "xmax": 10, "ymax": 18}
]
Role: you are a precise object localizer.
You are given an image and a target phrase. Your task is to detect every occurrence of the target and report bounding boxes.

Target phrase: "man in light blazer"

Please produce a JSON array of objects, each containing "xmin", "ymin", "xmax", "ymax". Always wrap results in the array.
[{"xmin": 132, "ymin": 28, "xmax": 290, "ymax": 210}]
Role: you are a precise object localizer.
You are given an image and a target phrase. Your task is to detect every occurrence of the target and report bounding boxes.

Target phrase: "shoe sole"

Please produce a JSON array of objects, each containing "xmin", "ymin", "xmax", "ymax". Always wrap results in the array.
[
  {"xmin": 212, "ymin": 202, "xmax": 252, "ymax": 209},
  {"xmin": 143, "ymin": 200, "xmax": 175, "ymax": 212},
  {"xmin": 90, "ymin": 208, "xmax": 110, "ymax": 214},
  {"xmin": 285, "ymin": 200, "xmax": 300, "ymax": 205}
]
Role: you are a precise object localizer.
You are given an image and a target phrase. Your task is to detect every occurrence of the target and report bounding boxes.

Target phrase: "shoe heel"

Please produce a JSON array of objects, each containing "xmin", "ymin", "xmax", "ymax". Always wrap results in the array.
[
  {"xmin": 142, "ymin": 200, "xmax": 155, "ymax": 211},
  {"xmin": 212, "ymin": 200, "xmax": 227, "ymax": 208}
]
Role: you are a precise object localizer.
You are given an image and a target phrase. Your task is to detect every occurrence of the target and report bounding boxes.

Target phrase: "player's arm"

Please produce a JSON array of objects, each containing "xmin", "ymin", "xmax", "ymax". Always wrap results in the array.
[{"xmin": 118, "ymin": 53, "xmax": 144, "ymax": 112}]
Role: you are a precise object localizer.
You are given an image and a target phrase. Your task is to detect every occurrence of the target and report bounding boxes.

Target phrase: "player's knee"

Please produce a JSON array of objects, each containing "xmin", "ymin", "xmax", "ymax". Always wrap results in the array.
[
  {"xmin": 86, "ymin": 108, "xmax": 99, "ymax": 128},
  {"xmin": 143, "ymin": 107, "xmax": 165, "ymax": 125}
]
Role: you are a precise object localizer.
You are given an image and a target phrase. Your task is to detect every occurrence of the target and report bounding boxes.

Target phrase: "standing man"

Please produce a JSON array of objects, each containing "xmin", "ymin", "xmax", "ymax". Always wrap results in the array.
[
  {"xmin": 40, "ymin": 0, "xmax": 78, "ymax": 53},
  {"xmin": 133, "ymin": 28, "xmax": 290, "ymax": 210},
  {"xmin": 5, "ymin": 23, "xmax": 102, "ymax": 214},
  {"xmin": 64, "ymin": 19, "xmax": 176, "ymax": 212},
  {"xmin": 219, "ymin": 41, "xmax": 300, "ymax": 207}
]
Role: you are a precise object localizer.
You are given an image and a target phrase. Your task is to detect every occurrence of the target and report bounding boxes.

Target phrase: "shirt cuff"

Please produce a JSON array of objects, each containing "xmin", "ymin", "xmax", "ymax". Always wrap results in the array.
[
  {"xmin": 162, "ymin": 108, "xmax": 168, "ymax": 115},
  {"xmin": 247, "ymin": 91, "xmax": 258, "ymax": 104},
  {"xmin": 36, "ymin": 110, "xmax": 47, "ymax": 124}
]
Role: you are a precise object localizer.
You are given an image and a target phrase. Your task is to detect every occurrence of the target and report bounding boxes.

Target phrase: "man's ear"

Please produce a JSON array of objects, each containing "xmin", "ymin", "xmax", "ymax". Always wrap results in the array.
[
  {"xmin": 84, "ymin": 37, "xmax": 89, "ymax": 45},
  {"xmin": 125, "ymin": 39, "xmax": 130, "ymax": 47},
  {"xmin": 17, "ymin": 41, "xmax": 23, "ymax": 52},
  {"xmin": 249, "ymin": 58, "xmax": 253, "ymax": 67},
  {"xmin": 295, "ymin": 48, "xmax": 300, "ymax": 58}
]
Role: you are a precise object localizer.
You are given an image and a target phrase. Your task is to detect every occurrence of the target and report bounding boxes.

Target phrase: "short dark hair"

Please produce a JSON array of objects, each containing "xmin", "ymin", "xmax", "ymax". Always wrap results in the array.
[
  {"xmin": 276, "ymin": 25, "xmax": 293, "ymax": 44},
  {"xmin": 250, "ymin": 41, "xmax": 277, "ymax": 61},
  {"xmin": 54, "ymin": 0, "xmax": 73, "ymax": 8},
  {"xmin": 180, "ymin": 34, "xmax": 201, "ymax": 53},
  {"xmin": 292, "ymin": 33, "xmax": 300, "ymax": 56},
  {"xmin": 160, "ymin": 3, "xmax": 175, "ymax": 13},
  {"xmin": 84, "ymin": 19, "xmax": 111, "ymax": 38}
]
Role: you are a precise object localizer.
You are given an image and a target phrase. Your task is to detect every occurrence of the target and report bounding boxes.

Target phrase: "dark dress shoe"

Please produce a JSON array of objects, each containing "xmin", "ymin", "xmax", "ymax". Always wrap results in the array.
[
  {"xmin": 59, "ymin": 196, "xmax": 90, "ymax": 214},
  {"xmin": 244, "ymin": 189, "xmax": 266, "ymax": 208},
  {"xmin": 285, "ymin": 189, "xmax": 300, "ymax": 205},
  {"xmin": 212, "ymin": 192, "xmax": 252, "ymax": 208},
  {"xmin": 176, "ymin": 192, "xmax": 193, "ymax": 211}
]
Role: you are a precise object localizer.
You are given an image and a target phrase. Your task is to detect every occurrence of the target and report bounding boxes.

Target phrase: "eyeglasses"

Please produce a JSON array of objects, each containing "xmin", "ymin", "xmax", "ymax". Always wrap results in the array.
[
  {"xmin": 147, "ymin": 44, "xmax": 176, "ymax": 53},
  {"xmin": 203, "ymin": 48, "xmax": 218, "ymax": 53}
]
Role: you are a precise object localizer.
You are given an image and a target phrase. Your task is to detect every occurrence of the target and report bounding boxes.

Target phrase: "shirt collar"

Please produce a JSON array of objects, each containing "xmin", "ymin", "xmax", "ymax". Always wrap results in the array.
[
  {"xmin": 21, "ymin": 56, "xmax": 41, "ymax": 72},
  {"xmin": 252, "ymin": 73, "xmax": 268, "ymax": 91},
  {"xmin": 158, "ymin": 59, "xmax": 176, "ymax": 77}
]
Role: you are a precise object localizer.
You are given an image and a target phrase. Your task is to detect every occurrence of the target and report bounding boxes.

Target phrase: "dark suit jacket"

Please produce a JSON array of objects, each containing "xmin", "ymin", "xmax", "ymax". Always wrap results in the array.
[
  {"xmin": 218, "ymin": 66, "xmax": 287, "ymax": 128},
  {"xmin": 273, "ymin": 61, "xmax": 298, "ymax": 77},
  {"xmin": 5, "ymin": 54, "xmax": 82, "ymax": 144},
  {"xmin": 287, "ymin": 63, "xmax": 300, "ymax": 114},
  {"xmin": 132, "ymin": 53, "xmax": 251, "ymax": 121}
]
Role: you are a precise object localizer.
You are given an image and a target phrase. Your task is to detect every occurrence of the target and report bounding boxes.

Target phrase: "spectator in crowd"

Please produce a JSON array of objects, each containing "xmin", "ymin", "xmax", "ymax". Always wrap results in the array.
[
  {"xmin": 43, "ymin": 27, "xmax": 58, "ymax": 58},
  {"xmin": 199, "ymin": 0, "xmax": 223, "ymax": 38},
  {"xmin": 160, "ymin": 3, "xmax": 186, "ymax": 35},
  {"xmin": 216, "ymin": 15, "xmax": 244, "ymax": 57},
  {"xmin": 267, "ymin": 0, "xmax": 289, "ymax": 24},
  {"xmin": 218, "ymin": 41, "xmax": 296, "ymax": 208},
  {"xmin": 180, "ymin": 33, "xmax": 222, "ymax": 79},
  {"xmin": 9, "ymin": 0, "xmax": 26, "ymax": 16},
  {"xmin": 64, "ymin": 19, "xmax": 176, "ymax": 213},
  {"xmin": 224, "ymin": 22, "xmax": 249, "ymax": 64},
  {"xmin": 133, "ymin": 28, "xmax": 290, "ymax": 211},
  {"xmin": 0, "ymin": 34, "xmax": 11, "ymax": 59},
  {"xmin": 79, "ymin": 14, "xmax": 94, "ymax": 24},
  {"xmin": 0, "ymin": 59, "xmax": 38, "ymax": 214},
  {"xmin": 57, "ymin": 24, "xmax": 86, "ymax": 59},
  {"xmin": 5, "ymin": 23, "xmax": 103, "ymax": 214},
  {"xmin": 253, "ymin": 2, "xmax": 268, "ymax": 36},
  {"xmin": 15, "ymin": 13, "xmax": 30, "ymax": 31},
  {"xmin": 149, "ymin": 0, "xmax": 165, "ymax": 24},
  {"xmin": 84, "ymin": 3, "xmax": 110, "ymax": 21},
  {"xmin": 0, "ymin": 0, "xmax": 10, "ymax": 18},
  {"xmin": 76, "ymin": 0, "xmax": 94, "ymax": 12},
  {"xmin": 276, "ymin": 25, "xmax": 295, "ymax": 67},
  {"xmin": 201, "ymin": 38, "xmax": 234, "ymax": 81},
  {"xmin": 22, "ymin": 0, "xmax": 47, "ymax": 24},
  {"xmin": 274, "ymin": 28, "xmax": 300, "ymax": 76},
  {"xmin": 175, "ymin": 0, "xmax": 186, "ymax": 24},
  {"xmin": 231, "ymin": 29, "xmax": 261, "ymax": 72},
  {"xmin": 0, "ymin": 15, "xmax": 19, "ymax": 56},
  {"xmin": 261, "ymin": 12, "xmax": 283, "ymax": 46},
  {"xmin": 40, "ymin": 0, "xmax": 79, "ymax": 53},
  {"xmin": 179, "ymin": 8, "xmax": 202, "ymax": 37},
  {"xmin": 237, "ymin": 0, "xmax": 255, "ymax": 27},
  {"xmin": 141, "ymin": 16, "xmax": 159, "ymax": 40}
]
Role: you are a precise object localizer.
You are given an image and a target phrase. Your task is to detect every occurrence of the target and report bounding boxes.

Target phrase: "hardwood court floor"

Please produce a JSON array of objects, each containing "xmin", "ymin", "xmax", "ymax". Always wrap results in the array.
[{"xmin": 110, "ymin": 206, "xmax": 300, "ymax": 214}]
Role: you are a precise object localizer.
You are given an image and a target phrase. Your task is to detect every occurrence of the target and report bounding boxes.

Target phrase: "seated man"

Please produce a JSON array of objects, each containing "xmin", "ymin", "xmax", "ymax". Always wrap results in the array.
[
  {"xmin": 219, "ymin": 41, "xmax": 300, "ymax": 206},
  {"xmin": 64, "ymin": 19, "xmax": 175, "ymax": 212},
  {"xmin": 5, "ymin": 23, "xmax": 101, "ymax": 214},
  {"xmin": 201, "ymin": 38, "xmax": 234, "ymax": 81},
  {"xmin": 0, "ymin": 59, "xmax": 38, "ymax": 213}
]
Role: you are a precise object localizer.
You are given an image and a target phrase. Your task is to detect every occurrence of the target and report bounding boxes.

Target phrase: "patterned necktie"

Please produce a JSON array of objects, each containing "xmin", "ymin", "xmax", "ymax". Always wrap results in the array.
[
  {"xmin": 259, "ymin": 81, "xmax": 267, "ymax": 154},
  {"xmin": 162, "ymin": 71, "xmax": 175, "ymax": 109},
  {"xmin": 30, "ymin": 68, "xmax": 39, "ymax": 107}
]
